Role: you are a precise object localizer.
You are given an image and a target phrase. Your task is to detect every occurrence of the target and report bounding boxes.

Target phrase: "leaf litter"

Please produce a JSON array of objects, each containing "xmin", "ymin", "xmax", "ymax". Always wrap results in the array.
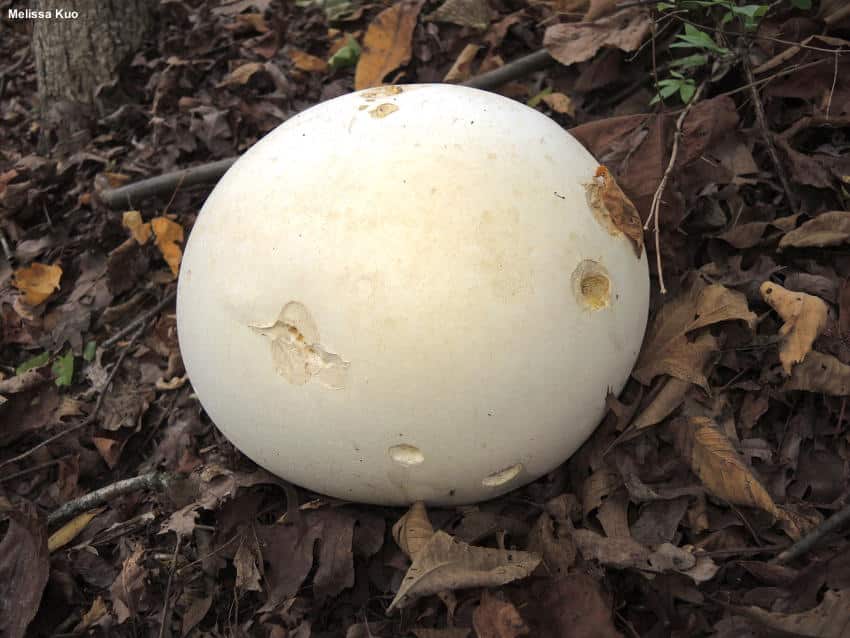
[{"xmin": 1, "ymin": 0, "xmax": 850, "ymax": 636}]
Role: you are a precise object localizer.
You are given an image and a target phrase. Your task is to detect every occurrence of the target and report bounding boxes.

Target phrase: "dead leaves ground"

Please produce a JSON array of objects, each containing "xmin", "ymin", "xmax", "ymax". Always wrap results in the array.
[{"xmin": 2, "ymin": 0, "xmax": 850, "ymax": 636}]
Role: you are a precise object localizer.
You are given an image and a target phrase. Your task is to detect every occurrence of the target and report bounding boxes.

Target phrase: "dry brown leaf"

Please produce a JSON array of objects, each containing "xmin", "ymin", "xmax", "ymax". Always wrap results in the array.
[
  {"xmin": 760, "ymin": 282, "xmax": 829, "ymax": 375},
  {"xmin": 584, "ymin": 0, "xmax": 621, "ymax": 20},
  {"xmin": 572, "ymin": 528, "xmax": 652, "ymax": 570},
  {"xmin": 73, "ymin": 596, "xmax": 108, "ymax": 633},
  {"xmin": 354, "ymin": 0, "xmax": 425, "ymax": 90},
  {"xmin": 218, "ymin": 61, "xmax": 267, "ymax": 87},
  {"xmin": 12, "ymin": 262, "xmax": 62, "ymax": 305},
  {"xmin": 526, "ymin": 512, "xmax": 576, "ymax": 576},
  {"xmin": 387, "ymin": 530, "xmax": 540, "ymax": 612},
  {"xmin": 151, "ymin": 217, "xmax": 184, "ymax": 276},
  {"xmin": 427, "ymin": 0, "xmax": 491, "ymax": 31},
  {"xmin": 473, "ymin": 590, "xmax": 529, "ymax": 638},
  {"xmin": 48, "ymin": 507, "xmax": 107, "ymax": 553},
  {"xmin": 634, "ymin": 277, "xmax": 755, "ymax": 390},
  {"xmin": 630, "ymin": 377, "xmax": 692, "ymax": 431},
  {"xmin": 672, "ymin": 416, "xmax": 781, "ymax": 518},
  {"xmin": 443, "ymin": 44, "xmax": 479, "ymax": 83},
  {"xmin": 392, "ymin": 501, "xmax": 434, "ymax": 559},
  {"xmin": 122, "ymin": 211, "xmax": 151, "ymax": 245},
  {"xmin": 779, "ymin": 211, "xmax": 850, "ymax": 248},
  {"xmin": 411, "ymin": 629, "xmax": 470, "ymax": 638},
  {"xmin": 737, "ymin": 589, "xmax": 850, "ymax": 638},
  {"xmin": 784, "ymin": 350, "xmax": 850, "ymax": 396},
  {"xmin": 234, "ymin": 537, "xmax": 264, "ymax": 592},
  {"xmin": 541, "ymin": 92, "xmax": 575, "ymax": 117},
  {"xmin": 543, "ymin": 7, "xmax": 651, "ymax": 66},
  {"xmin": 289, "ymin": 48, "xmax": 329, "ymax": 73},
  {"xmin": 585, "ymin": 166, "xmax": 644, "ymax": 258},
  {"xmin": 530, "ymin": 574, "xmax": 622, "ymax": 638}
]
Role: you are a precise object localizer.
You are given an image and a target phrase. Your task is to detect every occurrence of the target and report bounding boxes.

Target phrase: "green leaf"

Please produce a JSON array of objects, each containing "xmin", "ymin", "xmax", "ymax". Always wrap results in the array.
[
  {"xmin": 670, "ymin": 53, "xmax": 709, "ymax": 70},
  {"xmin": 527, "ymin": 87, "xmax": 553, "ymax": 108},
  {"xmin": 679, "ymin": 81, "xmax": 697, "ymax": 103},
  {"xmin": 656, "ymin": 2, "xmax": 676, "ymax": 9},
  {"xmin": 83, "ymin": 340, "xmax": 97, "ymax": 362},
  {"xmin": 790, "ymin": 0, "xmax": 811, "ymax": 8},
  {"xmin": 52, "ymin": 351, "xmax": 74, "ymax": 388},
  {"xmin": 16, "ymin": 351, "xmax": 50, "ymax": 375},
  {"xmin": 328, "ymin": 35, "xmax": 361, "ymax": 71},
  {"xmin": 671, "ymin": 24, "xmax": 729, "ymax": 54}
]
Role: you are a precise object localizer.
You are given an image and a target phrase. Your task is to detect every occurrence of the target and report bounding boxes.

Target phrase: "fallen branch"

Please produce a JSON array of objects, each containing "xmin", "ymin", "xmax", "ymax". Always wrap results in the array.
[
  {"xmin": 742, "ymin": 47, "xmax": 797, "ymax": 215},
  {"xmin": 772, "ymin": 501, "xmax": 850, "ymax": 565},
  {"xmin": 102, "ymin": 289, "xmax": 177, "ymax": 349},
  {"xmin": 48, "ymin": 471, "xmax": 173, "ymax": 527},
  {"xmin": 98, "ymin": 49, "xmax": 555, "ymax": 209},
  {"xmin": 644, "ymin": 81, "xmax": 707, "ymax": 295}
]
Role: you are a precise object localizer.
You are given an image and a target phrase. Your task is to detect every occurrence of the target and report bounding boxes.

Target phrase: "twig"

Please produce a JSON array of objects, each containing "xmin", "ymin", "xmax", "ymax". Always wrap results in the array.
[
  {"xmin": 47, "ymin": 471, "xmax": 173, "ymax": 526},
  {"xmin": 0, "ymin": 455, "xmax": 69, "ymax": 483},
  {"xmin": 0, "ymin": 322, "xmax": 148, "ymax": 473},
  {"xmin": 102, "ymin": 289, "xmax": 176, "ymax": 349},
  {"xmin": 771, "ymin": 502, "xmax": 850, "ymax": 565},
  {"xmin": 0, "ymin": 226, "xmax": 13, "ymax": 264},
  {"xmin": 644, "ymin": 81, "xmax": 706, "ymax": 295},
  {"xmin": 158, "ymin": 535, "xmax": 182, "ymax": 638},
  {"xmin": 742, "ymin": 48, "xmax": 796, "ymax": 215},
  {"xmin": 98, "ymin": 50, "xmax": 556, "ymax": 209}
]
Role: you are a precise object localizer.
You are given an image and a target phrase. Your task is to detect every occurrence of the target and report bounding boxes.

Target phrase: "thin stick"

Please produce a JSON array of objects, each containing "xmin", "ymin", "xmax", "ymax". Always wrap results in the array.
[
  {"xmin": 102, "ymin": 289, "xmax": 176, "ymax": 349},
  {"xmin": 742, "ymin": 48, "xmax": 796, "ymax": 214},
  {"xmin": 644, "ymin": 81, "xmax": 706, "ymax": 294},
  {"xmin": 158, "ymin": 535, "xmax": 182, "ymax": 638},
  {"xmin": 772, "ymin": 502, "xmax": 850, "ymax": 565},
  {"xmin": 47, "ymin": 471, "xmax": 172, "ymax": 526},
  {"xmin": 0, "ymin": 322, "xmax": 148, "ymax": 473},
  {"xmin": 98, "ymin": 50, "xmax": 555, "ymax": 210}
]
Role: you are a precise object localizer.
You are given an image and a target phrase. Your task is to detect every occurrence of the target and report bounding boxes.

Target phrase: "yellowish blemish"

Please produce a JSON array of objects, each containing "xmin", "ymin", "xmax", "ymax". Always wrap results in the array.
[
  {"xmin": 370, "ymin": 103, "xmax": 399, "ymax": 118},
  {"xmin": 571, "ymin": 259, "xmax": 612, "ymax": 311}
]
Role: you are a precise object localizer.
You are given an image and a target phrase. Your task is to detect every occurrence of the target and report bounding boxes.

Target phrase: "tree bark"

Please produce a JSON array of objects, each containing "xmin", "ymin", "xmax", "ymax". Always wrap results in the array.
[{"xmin": 32, "ymin": 0, "xmax": 156, "ymax": 154}]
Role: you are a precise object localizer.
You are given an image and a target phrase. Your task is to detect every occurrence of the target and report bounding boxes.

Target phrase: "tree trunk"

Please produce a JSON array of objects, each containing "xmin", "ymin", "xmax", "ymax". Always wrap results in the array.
[{"xmin": 32, "ymin": 0, "xmax": 156, "ymax": 154}]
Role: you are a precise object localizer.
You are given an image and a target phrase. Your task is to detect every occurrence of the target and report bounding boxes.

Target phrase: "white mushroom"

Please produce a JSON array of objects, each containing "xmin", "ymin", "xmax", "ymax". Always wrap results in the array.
[{"xmin": 176, "ymin": 84, "xmax": 649, "ymax": 506}]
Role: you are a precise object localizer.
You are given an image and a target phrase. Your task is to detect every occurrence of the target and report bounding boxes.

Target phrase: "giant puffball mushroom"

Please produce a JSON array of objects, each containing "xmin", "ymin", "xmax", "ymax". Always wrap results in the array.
[{"xmin": 176, "ymin": 84, "xmax": 650, "ymax": 506}]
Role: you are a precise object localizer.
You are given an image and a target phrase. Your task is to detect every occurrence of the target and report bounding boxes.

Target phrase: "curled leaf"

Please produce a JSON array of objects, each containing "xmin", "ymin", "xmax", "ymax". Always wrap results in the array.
[
  {"xmin": 387, "ymin": 531, "xmax": 540, "ymax": 613},
  {"xmin": 760, "ymin": 282, "xmax": 829, "ymax": 375}
]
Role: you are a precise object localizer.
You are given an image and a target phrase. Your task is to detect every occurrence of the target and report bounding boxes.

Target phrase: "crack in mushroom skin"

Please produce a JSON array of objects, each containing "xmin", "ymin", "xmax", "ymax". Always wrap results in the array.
[{"xmin": 250, "ymin": 301, "xmax": 350, "ymax": 389}]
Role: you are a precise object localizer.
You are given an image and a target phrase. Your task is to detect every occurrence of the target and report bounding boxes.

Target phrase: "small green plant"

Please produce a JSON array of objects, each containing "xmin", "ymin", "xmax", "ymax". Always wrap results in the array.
[{"xmin": 650, "ymin": 1, "xmax": 812, "ymax": 105}]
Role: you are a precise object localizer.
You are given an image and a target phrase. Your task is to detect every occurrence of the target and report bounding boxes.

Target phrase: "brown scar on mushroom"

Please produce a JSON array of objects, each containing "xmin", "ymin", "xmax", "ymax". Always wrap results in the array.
[
  {"xmin": 584, "ymin": 165, "xmax": 644, "ymax": 259},
  {"xmin": 370, "ymin": 103, "xmax": 399, "ymax": 118},
  {"xmin": 362, "ymin": 85, "xmax": 404, "ymax": 100},
  {"xmin": 250, "ymin": 301, "xmax": 350, "ymax": 389}
]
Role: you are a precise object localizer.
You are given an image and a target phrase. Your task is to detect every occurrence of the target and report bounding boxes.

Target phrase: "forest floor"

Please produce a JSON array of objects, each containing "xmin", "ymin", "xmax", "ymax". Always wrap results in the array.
[{"xmin": 2, "ymin": 0, "xmax": 850, "ymax": 636}]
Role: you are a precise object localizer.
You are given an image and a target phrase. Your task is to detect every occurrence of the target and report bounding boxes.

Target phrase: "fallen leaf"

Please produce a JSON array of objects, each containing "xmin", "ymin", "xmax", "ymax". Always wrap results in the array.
[
  {"xmin": 779, "ymin": 211, "xmax": 850, "ymax": 248},
  {"xmin": 12, "ymin": 262, "xmax": 62, "ymax": 305},
  {"xmin": 784, "ymin": 350, "xmax": 850, "ymax": 396},
  {"xmin": 354, "ymin": 0, "xmax": 425, "ymax": 90},
  {"xmin": 48, "ymin": 507, "xmax": 107, "ymax": 553},
  {"xmin": 584, "ymin": 0, "xmax": 621, "ymax": 20},
  {"xmin": 234, "ymin": 536, "xmax": 264, "ymax": 592},
  {"xmin": 73, "ymin": 596, "xmax": 108, "ymax": 633},
  {"xmin": 218, "ymin": 61, "xmax": 267, "ymax": 87},
  {"xmin": 737, "ymin": 589, "xmax": 850, "ymax": 638},
  {"xmin": 473, "ymin": 590, "xmax": 529, "ymax": 638},
  {"xmin": 0, "ymin": 503, "xmax": 50, "ymax": 638},
  {"xmin": 672, "ymin": 416, "xmax": 781, "ymax": 518},
  {"xmin": 122, "ymin": 210, "xmax": 151, "ymax": 245},
  {"xmin": 181, "ymin": 594, "xmax": 212, "ymax": 637},
  {"xmin": 526, "ymin": 512, "xmax": 576, "ymax": 577},
  {"xmin": 572, "ymin": 528, "xmax": 652, "ymax": 570},
  {"xmin": 760, "ymin": 282, "xmax": 829, "ymax": 374},
  {"xmin": 392, "ymin": 501, "xmax": 434, "ymax": 558},
  {"xmin": 411, "ymin": 629, "xmax": 470, "ymax": 638},
  {"xmin": 542, "ymin": 92, "xmax": 575, "ymax": 116},
  {"xmin": 427, "ymin": 0, "xmax": 491, "ymax": 31},
  {"xmin": 633, "ymin": 276, "xmax": 755, "ymax": 390},
  {"xmin": 443, "ymin": 44, "xmax": 480, "ymax": 83},
  {"xmin": 528, "ymin": 574, "xmax": 622, "ymax": 638},
  {"xmin": 151, "ymin": 217, "xmax": 184, "ymax": 276},
  {"xmin": 544, "ymin": 7, "xmax": 651, "ymax": 66},
  {"xmin": 387, "ymin": 530, "xmax": 540, "ymax": 612},
  {"xmin": 289, "ymin": 48, "xmax": 329, "ymax": 73},
  {"xmin": 109, "ymin": 544, "xmax": 148, "ymax": 623},
  {"xmin": 584, "ymin": 166, "xmax": 644, "ymax": 258}
]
